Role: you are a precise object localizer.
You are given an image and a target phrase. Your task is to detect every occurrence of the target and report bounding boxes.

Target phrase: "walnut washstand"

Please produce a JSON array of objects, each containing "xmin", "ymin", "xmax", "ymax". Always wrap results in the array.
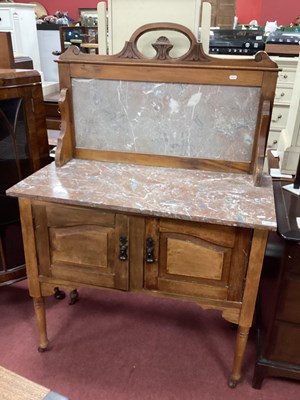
[{"xmin": 7, "ymin": 23, "xmax": 279, "ymax": 387}]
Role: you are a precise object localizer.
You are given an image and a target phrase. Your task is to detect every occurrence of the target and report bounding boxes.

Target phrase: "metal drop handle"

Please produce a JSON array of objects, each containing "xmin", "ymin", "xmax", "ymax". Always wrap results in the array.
[
  {"xmin": 145, "ymin": 237, "xmax": 155, "ymax": 263},
  {"xmin": 119, "ymin": 236, "xmax": 128, "ymax": 261}
]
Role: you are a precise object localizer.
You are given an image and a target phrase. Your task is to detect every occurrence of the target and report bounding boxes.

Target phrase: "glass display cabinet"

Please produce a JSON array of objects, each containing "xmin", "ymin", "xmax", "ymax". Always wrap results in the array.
[{"xmin": 0, "ymin": 69, "xmax": 50, "ymax": 285}]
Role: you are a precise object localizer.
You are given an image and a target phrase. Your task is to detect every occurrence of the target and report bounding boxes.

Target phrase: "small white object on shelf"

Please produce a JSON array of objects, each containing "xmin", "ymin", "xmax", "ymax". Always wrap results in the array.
[
  {"xmin": 282, "ymin": 183, "xmax": 300, "ymax": 195},
  {"xmin": 270, "ymin": 168, "xmax": 293, "ymax": 179}
]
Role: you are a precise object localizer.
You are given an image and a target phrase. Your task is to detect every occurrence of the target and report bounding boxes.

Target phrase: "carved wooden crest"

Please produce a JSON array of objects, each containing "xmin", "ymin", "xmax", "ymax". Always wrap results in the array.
[{"xmin": 115, "ymin": 22, "xmax": 211, "ymax": 62}]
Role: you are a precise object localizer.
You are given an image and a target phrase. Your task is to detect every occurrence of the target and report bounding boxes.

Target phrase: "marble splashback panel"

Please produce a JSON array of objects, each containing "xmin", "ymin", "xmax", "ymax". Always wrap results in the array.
[{"xmin": 72, "ymin": 79, "xmax": 260, "ymax": 162}]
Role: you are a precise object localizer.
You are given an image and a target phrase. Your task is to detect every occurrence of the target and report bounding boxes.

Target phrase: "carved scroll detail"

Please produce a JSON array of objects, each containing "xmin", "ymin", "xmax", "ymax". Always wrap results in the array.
[
  {"xmin": 183, "ymin": 43, "xmax": 212, "ymax": 62},
  {"xmin": 117, "ymin": 42, "xmax": 140, "ymax": 59}
]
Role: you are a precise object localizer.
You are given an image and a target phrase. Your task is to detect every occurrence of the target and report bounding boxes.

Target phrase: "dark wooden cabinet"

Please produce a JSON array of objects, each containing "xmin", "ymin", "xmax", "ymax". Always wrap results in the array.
[
  {"xmin": 253, "ymin": 182, "xmax": 300, "ymax": 388},
  {"xmin": 0, "ymin": 69, "xmax": 50, "ymax": 285}
]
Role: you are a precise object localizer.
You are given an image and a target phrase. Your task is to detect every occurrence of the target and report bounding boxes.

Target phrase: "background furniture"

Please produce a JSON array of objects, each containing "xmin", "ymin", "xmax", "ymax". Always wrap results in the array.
[
  {"xmin": 7, "ymin": 23, "xmax": 278, "ymax": 387},
  {"xmin": 0, "ymin": 3, "xmax": 41, "ymax": 71},
  {"xmin": 0, "ymin": 3, "xmax": 59, "ymax": 96},
  {"xmin": 253, "ymin": 181, "xmax": 300, "ymax": 388},
  {"xmin": 276, "ymin": 55, "xmax": 300, "ymax": 174},
  {"xmin": 43, "ymin": 92, "xmax": 61, "ymax": 132},
  {"xmin": 0, "ymin": 31, "xmax": 15, "ymax": 69},
  {"xmin": 266, "ymin": 56, "xmax": 299, "ymax": 153},
  {"xmin": 97, "ymin": 0, "xmax": 202, "ymax": 55},
  {"xmin": 36, "ymin": 24, "xmax": 60, "ymax": 83},
  {"xmin": 0, "ymin": 69, "xmax": 50, "ymax": 286},
  {"xmin": 205, "ymin": 0, "xmax": 236, "ymax": 28},
  {"xmin": 59, "ymin": 26, "xmax": 98, "ymax": 54},
  {"xmin": 96, "ymin": 0, "xmax": 235, "ymax": 56},
  {"xmin": 0, "ymin": 32, "xmax": 33, "ymax": 70},
  {"xmin": 266, "ymin": 56, "xmax": 300, "ymax": 165},
  {"xmin": 78, "ymin": 8, "xmax": 98, "ymax": 27}
]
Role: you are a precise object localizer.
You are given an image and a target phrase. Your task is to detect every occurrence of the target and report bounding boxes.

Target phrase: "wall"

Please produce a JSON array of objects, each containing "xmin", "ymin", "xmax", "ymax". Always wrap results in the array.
[
  {"xmin": 236, "ymin": 0, "xmax": 299, "ymax": 26},
  {"xmin": 260, "ymin": 0, "xmax": 299, "ymax": 26},
  {"xmin": 15, "ymin": 1, "xmax": 300, "ymax": 27},
  {"xmin": 235, "ymin": 0, "xmax": 262, "ymax": 25},
  {"xmin": 15, "ymin": 1, "xmax": 107, "ymax": 21}
]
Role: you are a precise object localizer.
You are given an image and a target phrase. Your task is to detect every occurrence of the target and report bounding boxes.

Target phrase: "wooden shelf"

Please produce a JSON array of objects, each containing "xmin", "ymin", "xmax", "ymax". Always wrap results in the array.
[{"xmin": 265, "ymin": 43, "xmax": 300, "ymax": 56}]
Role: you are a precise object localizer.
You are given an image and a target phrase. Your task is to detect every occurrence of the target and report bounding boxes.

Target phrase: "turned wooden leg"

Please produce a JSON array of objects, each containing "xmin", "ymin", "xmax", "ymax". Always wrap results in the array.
[
  {"xmin": 228, "ymin": 325, "xmax": 250, "ymax": 388},
  {"xmin": 33, "ymin": 297, "xmax": 49, "ymax": 352}
]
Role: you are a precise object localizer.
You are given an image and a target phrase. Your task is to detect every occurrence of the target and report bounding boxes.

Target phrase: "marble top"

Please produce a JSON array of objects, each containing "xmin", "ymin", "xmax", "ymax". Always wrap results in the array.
[{"xmin": 7, "ymin": 159, "xmax": 277, "ymax": 230}]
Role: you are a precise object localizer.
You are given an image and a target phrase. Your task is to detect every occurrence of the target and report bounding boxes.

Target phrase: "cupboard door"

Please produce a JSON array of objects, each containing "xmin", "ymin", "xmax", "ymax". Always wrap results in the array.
[
  {"xmin": 33, "ymin": 202, "xmax": 129, "ymax": 290},
  {"xmin": 144, "ymin": 218, "xmax": 250, "ymax": 302}
]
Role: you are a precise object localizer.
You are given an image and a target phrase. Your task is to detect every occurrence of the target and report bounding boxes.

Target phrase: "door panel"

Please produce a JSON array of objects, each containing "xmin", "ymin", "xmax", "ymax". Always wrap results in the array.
[
  {"xmin": 145, "ymin": 218, "xmax": 250, "ymax": 302},
  {"xmin": 49, "ymin": 225, "xmax": 114, "ymax": 269},
  {"xmin": 33, "ymin": 202, "xmax": 129, "ymax": 290},
  {"xmin": 162, "ymin": 234, "xmax": 230, "ymax": 280}
]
